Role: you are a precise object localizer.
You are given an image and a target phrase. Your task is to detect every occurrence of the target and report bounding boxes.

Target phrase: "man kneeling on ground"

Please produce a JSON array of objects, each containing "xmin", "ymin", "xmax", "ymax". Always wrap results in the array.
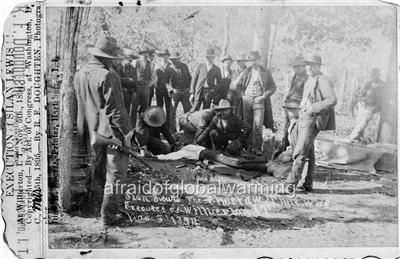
[
  {"xmin": 135, "ymin": 106, "xmax": 177, "ymax": 156},
  {"xmin": 195, "ymin": 99, "xmax": 250, "ymax": 155}
]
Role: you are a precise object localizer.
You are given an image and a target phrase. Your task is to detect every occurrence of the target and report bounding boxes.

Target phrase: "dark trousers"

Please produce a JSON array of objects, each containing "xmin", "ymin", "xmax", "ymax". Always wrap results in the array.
[
  {"xmin": 155, "ymin": 87, "xmax": 172, "ymax": 130},
  {"xmin": 131, "ymin": 83, "xmax": 150, "ymax": 127},
  {"xmin": 191, "ymin": 88, "xmax": 215, "ymax": 112},
  {"xmin": 170, "ymin": 89, "xmax": 192, "ymax": 132},
  {"xmin": 286, "ymin": 112, "xmax": 319, "ymax": 189},
  {"xmin": 91, "ymin": 145, "xmax": 128, "ymax": 225},
  {"xmin": 147, "ymin": 136, "xmax": 171, "ymax": 155},
  {"xmin": 209, "ymin": 129, "xmax": 245, "ymax": 155}
]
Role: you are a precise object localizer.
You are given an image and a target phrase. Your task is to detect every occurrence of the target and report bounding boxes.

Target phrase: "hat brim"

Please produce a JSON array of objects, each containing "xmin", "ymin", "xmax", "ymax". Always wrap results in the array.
[
  {"xmin": 143, "ymin": 108, "xmax": 166, "ymax": 127},
  {"xmin": 213, "ymin": 106, "xmax": 235, "ymax": 111},
  {"xmin": 139, "ymin": 50, "xmax": 152, "ymax": 55},
  {"xmin": 222, "ymin": 58, "xmax": 233, "ymax": 63},
  {"xmin": 282, "ymin": 105, "xmax": 300, "ymax": 109},
  {"xmin": 235, "ymin": 59, "xmax": 248, "ymax": 62},
  {"xmin": 304, "ymin": 60, "xmax": 322, "ymax": 65},
  {"xmin": 157, "ymin": 53, "xmax": 171, "ymax": 56},
  {"xmin": 88, "ymin": 48, "xmax": 119, "ymax": 59}
]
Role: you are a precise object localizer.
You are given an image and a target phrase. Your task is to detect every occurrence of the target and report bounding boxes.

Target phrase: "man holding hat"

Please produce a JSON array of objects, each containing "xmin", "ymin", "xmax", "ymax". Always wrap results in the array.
[
  {"xmin": 134, "ymin": 106, "xmax": 176, "ymax": 155},
  {"xmin": 74, "ymin": 35, "xmax": 133, "ymax": 226},
  {"xmin": 131, "ymin": 47, "xmax": 157, "ymax": 127},
  {"xmin": 285, "ymin": 54, "xmax": 336, "ymax": 192},
  {"xmin": 169, "ymin": 51, "xmax": 192, "ymax": 132},
  {"xmin": 155, "ymin": 49, "xmax": 173, "ymax": 131},
  {"xmin": 273, "ymin": 54, "xmax": 308, "ymax": 159},
  {"xmin": 113, "ymin": 49, "xmax": 138, "ymax": 127},
  {"xmin": 190, "ymin": 47, "xmax": 222, "ymax": 111},
  {"xmin": 237, "ymin": 50, "xmax": 276, "ymax": 155},
  {"xmin": 195, "ymin": 99, "xmax": 250, "ymax": 155}
]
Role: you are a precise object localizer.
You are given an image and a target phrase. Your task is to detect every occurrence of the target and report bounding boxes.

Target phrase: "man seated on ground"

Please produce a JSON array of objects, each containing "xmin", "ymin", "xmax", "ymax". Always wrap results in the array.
[
  {"xmin": 178, "ymin": 108, "xmax": 216, "ymax": 146},
  {"xmin": 134, "ymin": 106, "xmax": 177, "ymax": 156},
  {"xmin": 195, "ymin": 99, "xmax": 250, "ymax": 155}
]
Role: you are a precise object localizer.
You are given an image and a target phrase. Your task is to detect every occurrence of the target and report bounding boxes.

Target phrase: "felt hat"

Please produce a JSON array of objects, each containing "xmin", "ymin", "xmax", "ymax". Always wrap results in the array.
[
  {"xmin": 88, "ymin": 36, "xmax": 121, "ymax": 59},
  {"xmin": 138, "ymin": 47, "xmax": 154, "ymax": 55},
  {"xmin": 248, "ymin": 50, "xmax": 261, "ymax": 60},
  {"xmin": 124, "ymin": 49, "xmax": 138, "ymax": 59},
  {"xmin": 170, "ymin": 51, "xmax": 183, "ymax": 59},
  {"xmin": 234, "ymin": 53, "xmax": 248, "ymax": 62},
  {"xmin": 143, "ymin": 106, "xmax": 166, "ymax": 127},
  {"xmin": 290, "ymin": 55, "xmax": 306, "ymax": 67},
  {"xmin": 205, "ymin": 48, "xmax": 217, "ymax": 57},
  {"xmin": 221, "ymin": 54, "xmax": 233, "ymax": 63},
  {"xmin": 304, "ymin": 54, "xmax": 323, "ymax": 65},
  {"xmin": 157, "ymin": 48, "xmax": 171, "ymax": 56},
  {"xmin": 213, "ymin": 99, "xmax": 235, "ymax": 111}
]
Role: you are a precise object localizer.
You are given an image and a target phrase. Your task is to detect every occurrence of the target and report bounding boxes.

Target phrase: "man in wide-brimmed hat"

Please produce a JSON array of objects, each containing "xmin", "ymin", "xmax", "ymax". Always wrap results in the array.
[
  {"xmin": 169, "ymin": 50, "xmax": 192, "ymax": 132},
  {"xmin": 113, "ymin": 49, "xmax": 138, "ymax": 126},
  {"xmin": 134, "ymin": 106, "xmax": 176, "ymax": 155},
  {"xmin": 189, "ymin": 47, "xmax": 222, "ymax": 111},
  {"xmin": 195, "ymin": 99, "xmax": 250, "ymax": 155},
  {"xmin": 285, "ymin": 53, "xmax": 336, "ymax": 192},
  {"xmin": 131, "ymin": 46, "xmax": 157, "ymax": 127},
  {"xmin": 273, "ymin": 54, "xmax": 308, "ymax": 159},
  {"xmin": 74, "ymin": 35, "xmax": 134, "ymax": 227},
  {"xmin": 237, "ymin": 50, "xmax": 277, "ymax": 155},
  {"xmin": 154, "ymin": 48, "xmax": 173, "ymax": 131},
  {"xmin": 228, "ymin": 53, "xmax": 249, "ymax": 119}
]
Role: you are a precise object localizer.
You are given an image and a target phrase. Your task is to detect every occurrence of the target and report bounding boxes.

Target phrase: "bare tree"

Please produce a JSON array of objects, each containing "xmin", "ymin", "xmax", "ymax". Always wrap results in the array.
[
  {"xmin": 221, "ymin": 9, "xmax": 231, "ymax": 56},
  {"xmin": 252, "ymin": 8, "xmax": 272, "ymax": 68},
  {"xmin": 58, "ymin": 7, "xmax": 90, "ymax": 212}
]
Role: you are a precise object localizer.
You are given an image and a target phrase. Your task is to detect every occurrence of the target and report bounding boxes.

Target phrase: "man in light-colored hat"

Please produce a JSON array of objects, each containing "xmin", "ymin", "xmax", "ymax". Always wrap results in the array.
[
  {"xmin": 195, "ymin": 99, "xmax": 250, "ymax": 155},
  {"xmin": 74, "ymin": 35, "xmax": 134, "ymax": 226},
  {"xmin": 273, "ymin": 54, "xmax": 308, "ymax": 159},
  {"xmin": 169, "ymin": 50, "xmax": 192, "ymax": 132},
  {"xmin": 134, "ymin": 106, "xmax": 177, "ymax": 155},
  {"xmin": 237, "ymin": 50, "xmax": 276, "ymax": 155},
  {"xmin": 131, "ymin": 47, "xmax": 157, "ymax": 127},
  {"xmin": 285, "ymin": 53, "xmax": 336, "ymax": 192},
  {"xmin": 189, "ymin": 47, "xmax": 222, "ymax": 111}
]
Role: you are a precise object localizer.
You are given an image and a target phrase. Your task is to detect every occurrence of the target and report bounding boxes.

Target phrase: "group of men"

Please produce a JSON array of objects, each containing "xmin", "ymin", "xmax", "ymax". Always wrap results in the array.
[{"xmin": 74, "ymin": 35, "xmax": 337, "ymax": 226}]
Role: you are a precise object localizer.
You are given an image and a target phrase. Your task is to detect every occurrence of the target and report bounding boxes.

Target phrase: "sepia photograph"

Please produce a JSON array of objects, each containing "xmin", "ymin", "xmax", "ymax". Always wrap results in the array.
[{"xmin": 44, "ymin": 2, "xmax": 398, "ymax": 253}]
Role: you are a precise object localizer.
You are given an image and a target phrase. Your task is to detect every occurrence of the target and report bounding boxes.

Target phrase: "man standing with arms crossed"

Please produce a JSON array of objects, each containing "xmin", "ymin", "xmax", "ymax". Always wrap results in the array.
[{"xmin": 286, "ymin": 54, "xmax": 336, "ymax": 192}]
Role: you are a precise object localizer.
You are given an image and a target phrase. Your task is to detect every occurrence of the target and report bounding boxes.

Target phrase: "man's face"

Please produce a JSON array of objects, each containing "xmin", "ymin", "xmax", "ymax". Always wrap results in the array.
[
  {"xmin": 170, "ymin": 58, "xmax": 179, "ymax": 65},
  {"xmin": 286, "ymin": 108, "xmax": 299, "ymax": 120},
  {"xmin": 220, "ymin": 109, "xmax": 232, "ymax": 119},
  {"xmin": 206, "ymin": 56, "xmax": 215, "ymax": 64},
  {"xmin": 306, "ymin": 63, "xmax": 321, "ymax": 76},
  {"xmin": 162, "ymin": 55, "xmax": 170, "ymax": 63},
  {"xmin": 249, "ymin": 58, "xmax": 260, "ymax": 68},
  {"xmin": 236, "ymin": 60, "xmax": 245, "ymax": 69},
  {"xmin": 125, "ymin": 57, "xmax": 133, "ymax": 63},
  {"xmin": 223, "ymin": 60, "xmax": 232, "ymax": 70},
  {"xmin": 141, "ymin": 52, "xmax": 150, "ymax": 59},
  {"xmin": 293, "ymin": 65, "xmax": 305, "ymax": 75}
]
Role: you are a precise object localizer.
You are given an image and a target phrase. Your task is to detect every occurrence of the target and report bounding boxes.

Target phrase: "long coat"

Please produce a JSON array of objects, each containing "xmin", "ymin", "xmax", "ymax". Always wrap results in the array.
[
  {"xmin": 74, "ymin": 57, "xmax": 131, "ymax": 144},
  {"xmin": 309, "ymin": 74, "xmax": 337, "ymax": 131},
  {"xmin": 189, "ymin": 63, "xmax": 222, "ymax": 102},
  {"xmin": 237, "ymin": 66, "xmax": 277, "ymax": 130}
]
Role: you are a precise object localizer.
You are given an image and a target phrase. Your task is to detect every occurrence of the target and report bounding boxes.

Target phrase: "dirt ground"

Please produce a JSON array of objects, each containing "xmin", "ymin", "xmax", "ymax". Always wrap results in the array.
[{"xmin": 48, "ymin": 158, "xmax": 398, "ymax": 249}]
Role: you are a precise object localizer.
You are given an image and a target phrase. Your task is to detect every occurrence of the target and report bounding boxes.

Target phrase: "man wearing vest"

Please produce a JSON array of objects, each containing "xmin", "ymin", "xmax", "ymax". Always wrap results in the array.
[
  {"xmin": 286, "ymin": 54, "xmax": 337, "ymax": 192},
  {"xmin": 190, "ymin": 48, "xmax": 222, "ymax": 111},
  {"xmin": 237, "ymin": 51, "xmax": 276, "ymax": 155},
  {"xmin": 131, "ymin": 47, "xmax": 157, "ymax": 127},
  {"xmin": 74, "ymin": 36, "xmax": 134, "ymax": 226}
]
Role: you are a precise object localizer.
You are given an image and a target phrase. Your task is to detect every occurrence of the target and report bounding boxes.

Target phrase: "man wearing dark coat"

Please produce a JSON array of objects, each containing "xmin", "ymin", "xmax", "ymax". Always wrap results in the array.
[
  {"xmin": 237, "ymin": 51, "xmax": 276, "ymax": 154},
  {"xmin": 74, "ymin": 36, "xmax": 133, "ymax": 226},
  {"xmin": 285, "ymin": 54, "xmax": 337, "ymax": 192},
  {"xmin": 189, "ymin": 48, "xmax": 222, "ymax": 111}
]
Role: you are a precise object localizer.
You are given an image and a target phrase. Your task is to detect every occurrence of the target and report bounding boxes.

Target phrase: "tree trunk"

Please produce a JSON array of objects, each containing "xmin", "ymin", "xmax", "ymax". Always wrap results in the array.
[
  {"xmin": 377, "ymin": 40, "xmax": 397, "ymax": 144},
  {"xmin": 58, "ymin": 7, "xmax": 89, "ymax": 212},
  {"xmin": 252, "ymin": 8, "xmax": 272, "ymax": 68},
  {"xmin": 221, "ymin": 9, "xmax": 231, "ymax": 56}
]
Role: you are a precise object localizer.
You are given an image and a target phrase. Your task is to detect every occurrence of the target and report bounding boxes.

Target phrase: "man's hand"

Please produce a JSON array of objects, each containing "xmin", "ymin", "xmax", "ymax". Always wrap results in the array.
[
  {"xmin": 140, "ymin": 146, "xmax": 154, "ymax": 158},
  {"xmin": 190, "ymin": 94, "xmax": 195, "ymax": 104}
]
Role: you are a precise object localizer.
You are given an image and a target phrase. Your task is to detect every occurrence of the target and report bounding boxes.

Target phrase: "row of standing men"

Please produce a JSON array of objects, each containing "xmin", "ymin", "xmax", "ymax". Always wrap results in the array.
[{"xmin": 74, "ymin": 36, "xmax": 337, "ymax": 226}]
